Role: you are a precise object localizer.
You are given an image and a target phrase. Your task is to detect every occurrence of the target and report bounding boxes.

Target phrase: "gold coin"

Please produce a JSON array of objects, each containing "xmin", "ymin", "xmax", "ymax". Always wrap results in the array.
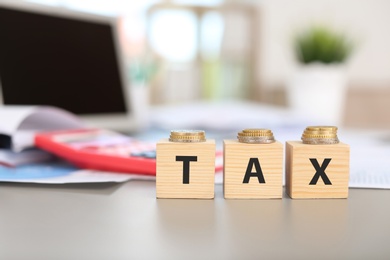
[
  {"xmin": 170, "ymin": 130, "xmax": 205, "ymax": 136},
  {"xmin": 306, "ymin": 126, "xmax": 338, "ymax": 132},
  {"xmin": 169, "ymin": 138, "xmax": 206, "ymax": 143},
  {"xmin": 169, "ymin": 135, "xmax": 205, "ymax": 140},
  {"xmin": 237, "ymin": 128, "xmax": 275, "ymax": 144},
  {"xmin": 301, "ymin": 125, "xmax": 339, "ymax": 144},
  {"xmin": 302, "ymin": 134, "xmax": 338, "ymax": 138},
  {"xmin": 238, "ymin": 132, "xmax": 273, "ymax": 137},
  {"xmin": 238, "ymin": 129, "xmax": 274, "ymax": 137},
  {"xmin": 169, "ymin": 130, "xmax": 206, "ymax": 143},
  {"xmin": 242, "ymin": 128, "xmax": 272, "ymax": 133},
  {"xmin": 304, "ymin": 130, "xmax": 337, "ymax": 134}
]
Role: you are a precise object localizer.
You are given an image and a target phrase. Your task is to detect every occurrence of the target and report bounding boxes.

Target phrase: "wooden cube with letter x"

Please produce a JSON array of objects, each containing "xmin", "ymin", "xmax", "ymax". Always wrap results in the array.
[
  {"xmin": 224, "ymin": 129, "xmax": 283, "ymax": 199},
  {"xmin": 156, "ymin": 130, "xmax": 215, "ymax": 199},
  {"xmin": 286, "ymin": 126, "xmax": 350, "ymax": 199}
]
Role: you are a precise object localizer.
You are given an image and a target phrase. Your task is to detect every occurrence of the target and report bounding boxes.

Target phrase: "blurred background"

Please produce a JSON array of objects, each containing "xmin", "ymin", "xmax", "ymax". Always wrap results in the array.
[{"xmin": 8, "ymin": 0, "xmax": 390, "ymax": 129}]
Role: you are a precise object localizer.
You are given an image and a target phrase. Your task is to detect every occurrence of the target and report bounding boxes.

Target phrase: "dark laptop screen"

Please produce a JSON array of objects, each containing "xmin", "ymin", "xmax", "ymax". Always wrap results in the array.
[{"xmin": 0, "ymin": 6, "xmax": 127, "ymax": 115}]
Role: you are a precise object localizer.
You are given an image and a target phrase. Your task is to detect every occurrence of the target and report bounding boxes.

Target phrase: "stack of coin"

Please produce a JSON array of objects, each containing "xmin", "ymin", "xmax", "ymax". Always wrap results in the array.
[
  {"xmin": 237, "ymin": 128, "xmax": 275, "ymax": 144},
  {"xmin": 169, "ymin": 130, "xmax": 206, "ymax": 143},
  {"xmin": 301, "ymin": 126, "xmax": 339, "ymax": 144}
]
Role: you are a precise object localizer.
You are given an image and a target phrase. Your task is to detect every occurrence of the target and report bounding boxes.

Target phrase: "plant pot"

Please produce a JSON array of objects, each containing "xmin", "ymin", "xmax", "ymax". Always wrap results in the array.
[{"xmin": 286, "ymin": 63, "xmax": 348, "ymax": 126}]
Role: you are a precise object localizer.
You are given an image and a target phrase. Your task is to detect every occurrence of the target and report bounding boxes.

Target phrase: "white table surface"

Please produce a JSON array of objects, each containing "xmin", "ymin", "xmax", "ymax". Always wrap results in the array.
[{"xmin": 1, "ymin": 181, "xmax": 390, "ymax": 260}]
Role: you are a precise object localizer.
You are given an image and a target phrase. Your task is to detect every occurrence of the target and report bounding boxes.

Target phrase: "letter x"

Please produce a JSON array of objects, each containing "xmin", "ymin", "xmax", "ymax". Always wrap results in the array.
[{"xmin": 309, "ymin": 158, "xmax": 332, "ymax": 185}]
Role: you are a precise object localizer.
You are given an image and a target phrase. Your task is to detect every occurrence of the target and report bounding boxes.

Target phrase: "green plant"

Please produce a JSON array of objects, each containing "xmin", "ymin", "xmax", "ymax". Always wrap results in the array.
[
  {"xmin": 294, "ymin": 25, "xmax": 353, "ymax": 64},
  {"xmin": 129, "ymin": 57, "xmax": 158, "ymax": 85}
]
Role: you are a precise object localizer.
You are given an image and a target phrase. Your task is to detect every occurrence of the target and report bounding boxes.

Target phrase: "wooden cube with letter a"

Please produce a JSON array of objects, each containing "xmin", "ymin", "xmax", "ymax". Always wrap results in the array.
[
  {"xmin": 156, "ymin": 139, "xmax": 215, "ymax": 199},
  {"xmin": 223, "ymin": 140, "xmax": 283, "ymax": 199},
  {"xmin": 285, "ymin": 141, "xmax": 350, "ymax": 199}
]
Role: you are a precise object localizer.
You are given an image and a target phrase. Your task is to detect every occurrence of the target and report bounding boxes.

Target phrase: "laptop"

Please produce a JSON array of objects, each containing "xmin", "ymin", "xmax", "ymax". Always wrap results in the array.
[{"xmin": 0, "ymin": 1, "xmax": 140, "ymax": 131}]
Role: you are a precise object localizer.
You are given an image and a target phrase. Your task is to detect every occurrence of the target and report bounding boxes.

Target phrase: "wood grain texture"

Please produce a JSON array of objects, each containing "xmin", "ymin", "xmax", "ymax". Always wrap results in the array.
[
  {"xmin": 156, "ymin": 139, "xmax": 215, "ymax": 199},
  {"xmin": 223, "ymin": 140, "xmax": 283, "ymax": 199},
  {"xmin": 285, "ymin": 141, "xmax": 350, "ymax": 199}
]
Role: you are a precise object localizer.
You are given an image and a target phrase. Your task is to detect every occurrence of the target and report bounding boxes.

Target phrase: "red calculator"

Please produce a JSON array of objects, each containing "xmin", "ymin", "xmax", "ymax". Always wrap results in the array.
[{"xmin": 35, "ymin": 129, "xmax": 157, "ymax": 175}]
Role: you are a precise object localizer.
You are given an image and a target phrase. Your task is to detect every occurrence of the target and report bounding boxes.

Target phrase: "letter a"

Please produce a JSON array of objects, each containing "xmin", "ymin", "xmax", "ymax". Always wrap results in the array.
[{"xmin": 243, "ymin": 158, "xmax": 266, "ymax": 183}]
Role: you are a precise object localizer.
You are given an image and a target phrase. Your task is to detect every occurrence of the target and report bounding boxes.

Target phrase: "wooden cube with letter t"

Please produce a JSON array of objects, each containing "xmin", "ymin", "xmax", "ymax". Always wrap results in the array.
[
  {"xmin": 156, "ymin": 130, "xmax": 215, "ymax": 199},
  {"xmin": 223, "ymin": 129, "xmax": 283, "ymax": 199},
  {"xmin": 286, "ymin": 126, "xmax": 350, "ymax": 199}
]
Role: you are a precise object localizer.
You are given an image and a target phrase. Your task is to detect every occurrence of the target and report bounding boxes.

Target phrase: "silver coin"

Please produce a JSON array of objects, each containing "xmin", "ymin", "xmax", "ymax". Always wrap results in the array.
[
  {"xmin": 169, "ymin": 138, "xmax": 206, "ymax": 143},
  {"xmin": 301, "ymin": 137, "xmax": 339, "ymax": 145},
  {"xmin": 170, "ymin": 130, "xmax": 205, "ymax": 136},
  {"xmin": 238, "ymin": 136, "xmax": 275, "ymax": 144}
]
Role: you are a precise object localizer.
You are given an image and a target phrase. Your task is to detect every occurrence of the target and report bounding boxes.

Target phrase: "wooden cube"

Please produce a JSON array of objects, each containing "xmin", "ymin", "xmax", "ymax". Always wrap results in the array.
[
  {"xmin": 156, "ymin": 139, "xmax": 215, "ymax": 199},
  {"xmin": 223, "ymin": 140, "xmax": 283, "ymax": 199},
  {"xmin": 286, "ymin": 141, "xmax": 350, "ymax": 199}
]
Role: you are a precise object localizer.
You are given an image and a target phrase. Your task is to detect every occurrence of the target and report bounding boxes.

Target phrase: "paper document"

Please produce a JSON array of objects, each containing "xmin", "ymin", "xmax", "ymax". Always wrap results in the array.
[
  {"xmin": 0, "ymin": 148, "xmax": 53, "ymax": 167},
  {"xmin": 0, "ymin": 106, "xmax": 84, "ymax": 151},
  {"xmin": 0, "ymin": 160, "xmax": 155, "ymax": 184},
  {"xmin": 348, "ymin": 144, "xmax": 390, "ymax": 189}
]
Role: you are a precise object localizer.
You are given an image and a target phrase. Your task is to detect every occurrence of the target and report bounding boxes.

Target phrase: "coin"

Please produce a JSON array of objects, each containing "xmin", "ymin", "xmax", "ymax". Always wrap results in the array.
[
  {"xmin": 242, "ymin": 129, "xmax": 272, "ymax": 134},
  {"xmin": 238, "ymin": 136, "xmax": 275, "ymax": 144},
  {"xmin": 306, "ymin": 126, "xmax": 338, "ymax": 131},
  {"xmin": 170, "ymin": 130, "xmax": 205, "ymax": 136},
  {"xmin": 302, "ymin": 136, "xmax": 337, "ymax": 139},
  {"xmin": 302, "ymin": 137, "xmax": 339, "ymax": 145},
  {"xmin": 169, "ymin": 130, "xmax": 206, "ymax": 143},
  {"xmin": 303, "ymin": 130, "xmax": 335, "ymax": 135},
  {"xmin": 301, "ymin": 125, "xmax": 339, "ymax": 145},
  {"xmin": 238, "ymin": 132, "xmax": 274, "ymax": 137},
  {"xmin": 237, "ymin": 128, "xmax": 275, "ymax": 144},
  {"xmin": 238, "ymin": 129, "xmax": 273, "ymax": 137}
]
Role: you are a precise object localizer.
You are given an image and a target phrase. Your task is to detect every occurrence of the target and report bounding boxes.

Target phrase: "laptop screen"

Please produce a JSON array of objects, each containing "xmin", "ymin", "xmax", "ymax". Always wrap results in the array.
[{"xmin": 0, "ymin": 5, "xmax": 127, "ymax": 115}]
